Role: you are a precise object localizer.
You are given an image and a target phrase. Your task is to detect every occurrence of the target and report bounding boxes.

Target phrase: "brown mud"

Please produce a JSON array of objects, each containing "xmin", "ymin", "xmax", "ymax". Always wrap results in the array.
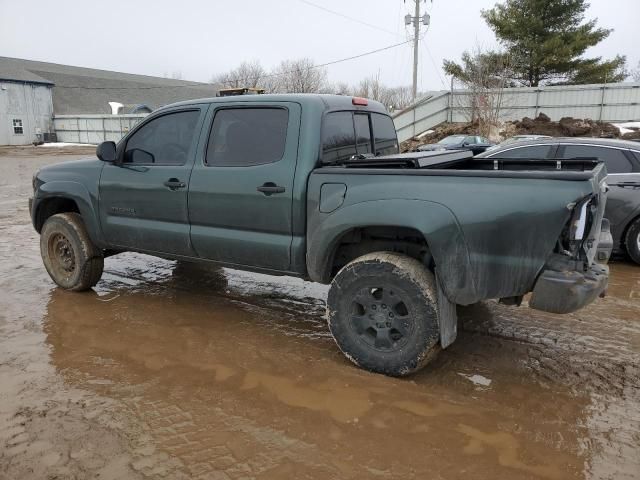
[{"xmin": 1, "ymin": 147, "xmax": 639, "ymax": 479}]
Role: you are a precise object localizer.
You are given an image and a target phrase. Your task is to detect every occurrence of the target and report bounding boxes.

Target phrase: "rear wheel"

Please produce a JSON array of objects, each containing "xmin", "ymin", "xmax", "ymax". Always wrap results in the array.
[
  {"xmin": 625, "ymin": 218, "xmax": 640, "ymax": 265},
  {"xmin": 40, "ymin": 213, "xmax": 104, "ymax": 291},
  {"xmin": 327, "ymin": 252, "xmax": 440, "ymax": 377}
]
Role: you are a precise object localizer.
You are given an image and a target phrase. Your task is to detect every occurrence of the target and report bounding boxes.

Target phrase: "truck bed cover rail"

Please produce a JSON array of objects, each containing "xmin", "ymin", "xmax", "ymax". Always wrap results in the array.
[{"xmin": 332, "ymin": 150, "xmax": 602, "ymax": 173}]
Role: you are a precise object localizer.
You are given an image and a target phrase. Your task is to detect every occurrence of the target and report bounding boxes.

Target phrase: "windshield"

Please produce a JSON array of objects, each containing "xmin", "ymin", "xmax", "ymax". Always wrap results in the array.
[{"xmin": 437, "ymin": 135, "xmax": 466, "ymax": 145}]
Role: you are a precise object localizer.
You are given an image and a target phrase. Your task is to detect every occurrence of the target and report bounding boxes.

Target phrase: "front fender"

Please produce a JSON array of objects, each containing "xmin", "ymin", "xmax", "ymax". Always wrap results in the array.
[
  {"xmin": 33, "ymin": 181, "xmax": 105, "ymax": 248},
  {"xmin": 306, "ymin": 198, "xmax": 478, "ymax": 305}
]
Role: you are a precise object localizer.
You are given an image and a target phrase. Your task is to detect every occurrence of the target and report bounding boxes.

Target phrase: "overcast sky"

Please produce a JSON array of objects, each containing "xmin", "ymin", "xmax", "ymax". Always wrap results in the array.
[{"xmin": 1, "ymin": 0, "xmax": 638, "ymax": 90}]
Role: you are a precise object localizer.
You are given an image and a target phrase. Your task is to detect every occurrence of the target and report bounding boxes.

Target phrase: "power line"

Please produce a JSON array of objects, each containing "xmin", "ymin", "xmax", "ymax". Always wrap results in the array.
[
  {"xmin": 296, "ymin": 0, "xmax": 398, "ymax": 37},
  {"xmin": 309, "ymin": 40, "xmax": 412, "ymax": 70},
  {"xmin": 55, "ymin": 40, "xmax": 413, "ymax": 90},
  {"xmin": 420, "ymin": 30, "xmax": 448, "ymax": 89}
]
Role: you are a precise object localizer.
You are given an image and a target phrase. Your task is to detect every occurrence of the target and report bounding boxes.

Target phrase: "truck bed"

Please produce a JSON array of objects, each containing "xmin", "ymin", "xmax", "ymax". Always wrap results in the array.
[{"xmin": 308, "ymin": 151, "xmax": 608, "ymax": 305}]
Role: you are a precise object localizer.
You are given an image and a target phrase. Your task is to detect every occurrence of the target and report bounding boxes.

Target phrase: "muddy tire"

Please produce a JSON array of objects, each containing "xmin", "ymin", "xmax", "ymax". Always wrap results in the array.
[
  {"xmin": 624, "ymin": 218, "xmax": 640, "ymax": 265},
  {"xmin": 327, "ymin": 252, "xmax": 440, "ymax": 377},
  {"xmin": 40, "ymin": 213, "xmax": 104, "ymax": 291}
]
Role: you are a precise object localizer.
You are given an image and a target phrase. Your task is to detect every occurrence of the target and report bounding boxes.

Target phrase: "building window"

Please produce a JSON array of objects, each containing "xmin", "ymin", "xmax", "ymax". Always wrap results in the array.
[{"xmin": 12, "ymin": 119, "xmax": 23, "ymax": 135}]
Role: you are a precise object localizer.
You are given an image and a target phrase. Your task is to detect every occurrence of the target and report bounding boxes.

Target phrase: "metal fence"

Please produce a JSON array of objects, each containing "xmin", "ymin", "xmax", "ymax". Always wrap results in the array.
[
  {"xmin": 393, "ymin": 82, "xmax": 640, "ymax": 143},
  {"xmin": 53, "ymin": 114, "xmax": 147, "ymax": 144}
]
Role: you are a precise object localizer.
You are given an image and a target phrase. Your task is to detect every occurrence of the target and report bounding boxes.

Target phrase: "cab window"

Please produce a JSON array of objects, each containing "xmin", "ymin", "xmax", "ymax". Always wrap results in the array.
[
  {"xmin": 322, "ymin": 111, "xmax": 399, "ymax": 163},
  {"xmin": 371, "ymin": 113, "xmax": 399, "ymax": 156},
  {"xmin": 124, "ymin": 110, "xmax": 199, "ymax": 165},
  {"xmin": 322, "ymin": 112, "xmax": 358, "ymax": 164},
  {"xmin": 206, "ymin": 108, "xmax": 289, "ymax": 167},
  {"xmin": 354, "ymin": 113, "xmax": 373, "ymax": 155}
]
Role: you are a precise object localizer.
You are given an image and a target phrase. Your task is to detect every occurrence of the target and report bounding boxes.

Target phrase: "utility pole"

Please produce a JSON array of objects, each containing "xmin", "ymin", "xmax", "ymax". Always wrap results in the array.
[{"xmin": 405, "ymin": 1, "xmax": 430, "ymax": 102}]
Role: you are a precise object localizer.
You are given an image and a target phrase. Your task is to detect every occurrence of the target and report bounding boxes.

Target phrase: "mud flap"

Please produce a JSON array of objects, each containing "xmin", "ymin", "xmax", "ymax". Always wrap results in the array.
[{"xmin": 436, "ymin": 271, "xmax": 457, "ymax": 349}]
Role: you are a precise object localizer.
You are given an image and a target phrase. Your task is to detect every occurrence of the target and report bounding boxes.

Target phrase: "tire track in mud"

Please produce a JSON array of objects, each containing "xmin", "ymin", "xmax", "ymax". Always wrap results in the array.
[
  {"xmin": 2, "ymin": 151, "xmax": 640, "ymax": 479},
  {"xmin": 458, "ymin": 296, "xmax": 640, "ymax": 480},
  {"xmin": 459, "ymin": 298, "xmax": 640, "ymax": 395}
]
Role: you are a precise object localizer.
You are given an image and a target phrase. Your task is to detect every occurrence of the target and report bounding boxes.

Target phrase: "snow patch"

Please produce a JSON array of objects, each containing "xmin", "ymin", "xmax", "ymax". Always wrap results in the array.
[
  {"xmin": 613, "ymin": 122, "xmax": 640, "ymax": 135},
  {"xmin": 39, "ymin": 142, "xmax": 96, "ymax": 147},
  {"xmin": 458, "ymin": 373, "xmax": 492, "ymax": 387},
  {"xmin": 416, "ymin": 129, "xmax": 435, "ymax": 139}
]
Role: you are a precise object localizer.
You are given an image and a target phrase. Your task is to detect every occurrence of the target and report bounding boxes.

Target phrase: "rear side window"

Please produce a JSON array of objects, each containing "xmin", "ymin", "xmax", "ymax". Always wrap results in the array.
[
  {"xmin": 492, "ymin": 145, "xmax": 553, "ymax": 159},
  {"xmin": 206, "ymin": 108, "xmax": 288, "ymax": 167},
  {"xmin": 125, "ymin": 110, "xmax": 200, "ymax": 165},
  {"xmin": 561, "ymin": 145, "xmax": 633, "ymax": 174},
  {"xmin": 371, "ymin": 113, "xmax": 399, "ymax": 156}
]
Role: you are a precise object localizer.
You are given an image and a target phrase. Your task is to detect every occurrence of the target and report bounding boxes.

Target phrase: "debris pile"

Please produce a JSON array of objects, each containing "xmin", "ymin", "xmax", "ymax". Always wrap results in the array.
[
  {"xmin": 506, "ymin": 113, "xmax": 621, "ymax": 138},
  {"xmin": 401, "ymin": 113, "xmax": 638, "ymax": 152}
]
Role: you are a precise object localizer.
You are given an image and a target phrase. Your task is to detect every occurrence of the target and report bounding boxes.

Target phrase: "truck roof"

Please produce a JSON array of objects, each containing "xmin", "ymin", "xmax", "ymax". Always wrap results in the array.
[{"xmin": 157, "ymin": 93, "xmax": 389, "ymax": 115}]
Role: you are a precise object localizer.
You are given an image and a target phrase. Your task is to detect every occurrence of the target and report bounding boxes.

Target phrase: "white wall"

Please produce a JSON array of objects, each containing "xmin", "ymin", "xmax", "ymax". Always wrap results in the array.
[
  {"xmin": 0, "ymin": 82, "xmax": 53, "ymax": 145},
  {"xmin": 394, "ymin": 82, "xmax": 640, "ymax": 143},
  {"xmin": 53, "ymin": 114, "xmax": 147, "ymax": 144}
]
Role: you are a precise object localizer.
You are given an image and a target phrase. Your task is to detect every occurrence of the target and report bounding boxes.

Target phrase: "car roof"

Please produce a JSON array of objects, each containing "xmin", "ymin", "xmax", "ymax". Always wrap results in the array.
[
  {"xmin": 513, "ymin": 134, "xmax": 551, "ymax": 138},
  {"xmin": 155, "ymin": 93, "xmax": 389, "ymax": 115},
  {"xmin": 478, "ymin": 136, "xmax": 640, "ymax": 156}
]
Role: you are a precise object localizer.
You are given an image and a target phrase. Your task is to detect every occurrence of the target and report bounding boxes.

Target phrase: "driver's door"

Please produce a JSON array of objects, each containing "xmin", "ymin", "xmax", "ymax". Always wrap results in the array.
[{"xmin": 99, "ymin": 106, "xmax": 205, "ymax": 256}]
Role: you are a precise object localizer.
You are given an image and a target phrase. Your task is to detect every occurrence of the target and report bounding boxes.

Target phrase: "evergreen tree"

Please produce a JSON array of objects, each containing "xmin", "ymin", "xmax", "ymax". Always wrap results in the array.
[{"xmin": 481, "ymin": 0, "xmax": 626, "ymax": 86}]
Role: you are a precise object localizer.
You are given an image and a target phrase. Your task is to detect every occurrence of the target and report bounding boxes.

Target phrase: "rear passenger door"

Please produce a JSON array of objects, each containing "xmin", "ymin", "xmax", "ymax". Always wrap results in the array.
[{"xmin": 188, "ymin": 102, "xmax": 301, "ymax": 271}]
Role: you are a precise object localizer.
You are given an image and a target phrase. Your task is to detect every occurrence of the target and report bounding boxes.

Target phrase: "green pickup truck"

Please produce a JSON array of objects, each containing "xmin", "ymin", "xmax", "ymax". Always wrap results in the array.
[{"xmin": 30, "ymin": 94, "xmax": 611, "ymax": 376}]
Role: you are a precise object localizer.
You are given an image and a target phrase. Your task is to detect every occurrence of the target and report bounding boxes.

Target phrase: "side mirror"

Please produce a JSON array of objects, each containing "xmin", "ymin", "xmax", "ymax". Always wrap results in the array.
[{"xmin": 96, "ymin": 141, "xmax": 117, "ymax": 162}]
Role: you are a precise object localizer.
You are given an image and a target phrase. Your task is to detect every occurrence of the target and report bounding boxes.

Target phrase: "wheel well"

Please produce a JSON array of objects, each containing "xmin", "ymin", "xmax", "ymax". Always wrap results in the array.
[
  {"xmin": 327, "ymin": 226, "xmax": 432, "ymax": 281},
  {"xmin": 35, "ymin": 197, "xmax": 80, "ymax": 232}
]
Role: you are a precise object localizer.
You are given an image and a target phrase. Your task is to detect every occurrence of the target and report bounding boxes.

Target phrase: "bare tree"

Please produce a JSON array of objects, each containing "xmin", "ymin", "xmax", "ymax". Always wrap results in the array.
[
  {"xmin": 332, "ymin": 82, "xmax": 352, "ymax": 96},
  {"xmin": 212, "ymin": 57, "xmax": 414, "ymax": 111},
  {"xmin": 387, "ymin": 86, "xmax": 413, "ymax": 111},
  {"xmin": 352, "ymin": 75, "xmax": 414, "ymax": 111},
  {"xmin": 632, "ymin": 61, "xmax": 640, "ymax": 82},
  {"xmin": 270, "ymin": 58, "xmax": 328, "ymax": 93},
  {"xmin": 212, "ymin": 61, "xmax": 267, "ymax": 89},
  {"xmin": 445, "ymin": 44, "xmax": 513, "ymax": 137}
]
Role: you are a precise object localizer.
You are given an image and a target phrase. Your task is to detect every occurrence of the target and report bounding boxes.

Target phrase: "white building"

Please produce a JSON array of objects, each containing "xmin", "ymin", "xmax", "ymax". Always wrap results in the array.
[
  {"xmin": 0, "ymin": 68, "xmax": 54, "ymax": 145},
  {"xmin": 0, "ymin": 56, "xmax": 219, "ymax": 145}
]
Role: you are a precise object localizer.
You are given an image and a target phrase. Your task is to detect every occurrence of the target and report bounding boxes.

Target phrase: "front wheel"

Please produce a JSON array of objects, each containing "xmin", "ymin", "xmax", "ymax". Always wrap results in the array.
[
  {"xmin": 40, "ymin": 213, "xmax": 104, "ymax": 291},
  {"xmin": 625, "ymin": 218, "xmax": 640, "ymax": 265},
  {"xmin": 327, "ymin": 252, "xmax": 441, "ymax": 377}
]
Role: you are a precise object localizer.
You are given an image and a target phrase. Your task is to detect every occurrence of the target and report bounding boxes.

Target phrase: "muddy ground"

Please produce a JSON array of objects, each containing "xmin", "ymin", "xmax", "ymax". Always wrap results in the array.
[{"xmin": 0, "ymin": 146, "xmax": 639, "ymax": 480}]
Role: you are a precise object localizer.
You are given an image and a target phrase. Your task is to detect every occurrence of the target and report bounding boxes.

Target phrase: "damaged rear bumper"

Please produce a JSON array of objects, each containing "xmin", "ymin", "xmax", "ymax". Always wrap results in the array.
[{"xmin": 529, "ymin": 262, "xmax": 608, "ymax": 314}]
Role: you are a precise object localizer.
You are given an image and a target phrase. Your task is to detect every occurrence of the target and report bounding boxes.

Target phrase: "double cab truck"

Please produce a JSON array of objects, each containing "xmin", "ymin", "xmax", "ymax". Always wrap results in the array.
[{"xmin": 30, "ymin": 94, "xmax": 611, "ymax": 376}]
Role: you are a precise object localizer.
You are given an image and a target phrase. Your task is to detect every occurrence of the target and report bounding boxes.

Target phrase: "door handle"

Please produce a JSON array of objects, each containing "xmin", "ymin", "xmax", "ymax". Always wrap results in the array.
[
  {"xmin": 164, "ymin": 178, "xmax": 186, "ymax": 190},
  {"xmin": 257, "ymin": 182, "xmax": 286, "ymax": 196}
]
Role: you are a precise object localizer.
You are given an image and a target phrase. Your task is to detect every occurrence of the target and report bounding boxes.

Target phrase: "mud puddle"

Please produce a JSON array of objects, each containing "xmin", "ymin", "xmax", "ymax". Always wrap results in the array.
[{"xmin": 1, "ymin": 152, "xmax": 639, "ymax": 479}]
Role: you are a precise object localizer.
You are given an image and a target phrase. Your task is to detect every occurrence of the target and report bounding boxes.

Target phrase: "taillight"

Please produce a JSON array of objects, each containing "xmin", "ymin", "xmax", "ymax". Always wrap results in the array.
[
  {"xmin": 571, "ymin": 200, "xmax": 591, "ymax": 241},
  {"xmin": 352, "ymin": 97, "xmax": 368, "ymax": 106}
]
